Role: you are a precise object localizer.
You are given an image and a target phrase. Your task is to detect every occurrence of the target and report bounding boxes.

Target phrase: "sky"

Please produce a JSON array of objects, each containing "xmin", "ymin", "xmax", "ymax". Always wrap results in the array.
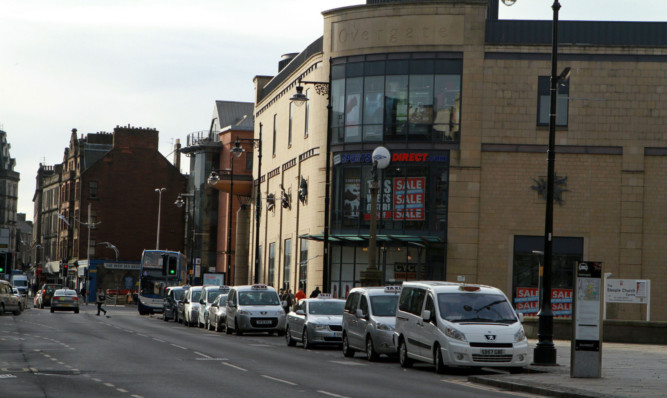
[{"xmin": 2, "ymin": 0, "xmax": 666, "ymax": 222}]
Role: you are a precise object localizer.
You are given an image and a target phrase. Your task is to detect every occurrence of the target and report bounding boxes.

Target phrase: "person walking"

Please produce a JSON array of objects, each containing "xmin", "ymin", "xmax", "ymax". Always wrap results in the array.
[
  {"xmin": 96, "ymin": 289, "xmax": 109, "ymax": 317},
  {"xmin": 80, "ymin": 285, "xmax": 87, "ymax": 305},
  {"xmin": 295, "ymin": 288, "xmax": 306, "ymax": 302},
  {"xmin": 310, "ymin": 286, "xmax": 321, "ymax": 298}
]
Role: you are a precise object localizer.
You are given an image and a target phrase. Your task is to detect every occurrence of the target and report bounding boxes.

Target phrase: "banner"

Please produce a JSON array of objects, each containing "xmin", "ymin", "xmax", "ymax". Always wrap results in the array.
[{"xmin": 515, "ymin": 287, "xmax": 572, "ymax": 318}]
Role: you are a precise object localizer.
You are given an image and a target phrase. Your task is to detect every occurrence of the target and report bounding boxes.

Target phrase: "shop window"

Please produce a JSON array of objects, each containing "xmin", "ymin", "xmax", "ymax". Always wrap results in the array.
[
  {"xmin": 537, "ymin": 76, "xmax": 569, "ymax": 126},
  {"xmin": 299, "ymin": 239, "xmax": 308, "ymax": 291},
  {"xmin": 268, "ymin": 243, "xmax": 276, "ymax": 287},
  {"xmin": 283, "ymin": 238, "xmax": 292, "ymax": 291}
]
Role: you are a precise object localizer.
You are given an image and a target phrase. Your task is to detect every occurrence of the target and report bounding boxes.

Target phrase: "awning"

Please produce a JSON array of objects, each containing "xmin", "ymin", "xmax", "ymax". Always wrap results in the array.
[{"xmin": 299, "ymin": 233, "xmax": 445, "ymax": 245}]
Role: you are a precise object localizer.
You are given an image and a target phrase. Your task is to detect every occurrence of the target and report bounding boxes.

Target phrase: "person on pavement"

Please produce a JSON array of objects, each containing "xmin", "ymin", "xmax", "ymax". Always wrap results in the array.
[
  {"xmin": 310, "ymin": 286, "xmax": 321, "ymax": 298},
  {"xmin": 295, "ymin": 288, "xmax": 306, "ymax": 302}
]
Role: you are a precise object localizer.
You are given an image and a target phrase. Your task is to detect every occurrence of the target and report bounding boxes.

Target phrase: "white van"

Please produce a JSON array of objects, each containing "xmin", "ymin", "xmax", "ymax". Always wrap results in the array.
[
  {"xmin": 225, "ymin": 284, "xmax": 286, "ymax": 335},
  {"xmin": 394, "ymin": 281, "xmax": 528, "ymax": 373}
]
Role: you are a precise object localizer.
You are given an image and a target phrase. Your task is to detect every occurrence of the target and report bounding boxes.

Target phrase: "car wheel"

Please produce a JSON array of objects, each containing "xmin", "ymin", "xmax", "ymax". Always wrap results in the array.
[
  {"xmin": 235, "ymin": 318, "xmax": 243, "ymax": 336},
  {"xmin": 40, "ymin": 303, "xmax": 44, "ymax": 309},
  {"xmin": 175, "ymin": 312, "xmax": 179, "ymax": 323},
  {"xmin": 50, "ymin": 308, "xmax": 54, "ymax": 313},
  {"xmin": 342, "ymin": 333, "xmax": 355, "ymax": 357},
  {"xmin": 285, "ymin": 326, "xmax": 296, "ymax": 346},
  {"xmin": 509, "ymin": 367, "xmax": 523, "ymax": 374},
  {"xmin": 75, "ymin": 309, "xmax": 80, "ymax": 314},
  {"xmin": 434, "ymin": 344, "xmax": 447, "ymax": 374},
  {"xmin": 225, "ymin": 321, "xmax": 232, "ymax": 335},
  {"xmin": 399, "ymin": 339, "xmax": 413, "ymax": 368},
  {"xmin": 215, "ymin": 320, "xmax": 222, "ymax": 333},
  {"xmin": 302, "ymin": 329, "xmax": 311, "ymax": 349},
  {"xmin": 163, "ymin": 313, "xmax": 169, "ymax": 321},
  {"xmin": 366, "ymin": 336, "xmax": 379, "ymax": 362}
]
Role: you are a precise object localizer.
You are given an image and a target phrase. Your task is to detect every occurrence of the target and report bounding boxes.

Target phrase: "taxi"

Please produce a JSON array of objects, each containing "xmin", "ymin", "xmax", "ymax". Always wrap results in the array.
[
  {"xmin": 342, "ymin": 285, "xmax": 401, "ymax": 361},
  {"xmin": 285, "ymin": 294, "xmax": 346, "ymax": 349},
  {"xmin": 225, "ymin": 284, "xmax": 286, "ymax": 335}
]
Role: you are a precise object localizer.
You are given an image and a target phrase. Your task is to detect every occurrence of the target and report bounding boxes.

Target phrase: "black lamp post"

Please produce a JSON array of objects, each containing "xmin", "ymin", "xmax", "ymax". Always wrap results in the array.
[{"xmin": 502, "ymin": 0, "xmax": 570, "ymax": 366}]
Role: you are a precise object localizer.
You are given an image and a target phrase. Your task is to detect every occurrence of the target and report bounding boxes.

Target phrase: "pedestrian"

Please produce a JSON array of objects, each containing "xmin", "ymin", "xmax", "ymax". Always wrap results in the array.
[
  {"xmin": 80, "ymin": 285, "xmax": 87, "ymax": 305},
  {"xmin": 280, "ymin": 289, "xmax": 293, "ymax": 313},
  {"xmin": 295, "ymin": 288, "xmax": 306, "ymax": 302},
  {"xmin": 96, "ymin": 289, "xmax": 109, "ymax": 317},
  {"xmin": 310, "ymin": 286, "xmax": 321, "ymax": 298}
]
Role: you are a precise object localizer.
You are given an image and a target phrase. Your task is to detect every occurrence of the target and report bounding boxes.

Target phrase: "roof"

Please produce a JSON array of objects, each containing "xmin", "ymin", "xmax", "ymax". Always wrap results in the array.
[{"xmin": 215, "ymin": 101, "xmax": 254, "ymax": 132}]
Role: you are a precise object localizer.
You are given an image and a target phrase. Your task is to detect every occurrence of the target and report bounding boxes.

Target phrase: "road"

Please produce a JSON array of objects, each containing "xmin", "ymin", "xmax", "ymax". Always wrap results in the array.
[{"xmin": 1, "ymin": 305, "xmax": 543, "ymax": 398}]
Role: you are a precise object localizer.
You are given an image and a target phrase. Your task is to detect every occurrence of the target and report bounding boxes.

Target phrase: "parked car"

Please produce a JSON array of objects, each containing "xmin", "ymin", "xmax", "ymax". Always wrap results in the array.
[
  {"xmin": 207, "ymin": 293, "xmax": 229, "ymax": 332},
  {"xmin": 285, "ymin": 295, "xmax": 346, "ymax": 349},
  {"xmin": 0, "ymin": 280, "xmax": 22, "ymax": 315},
  {"xmin": 12, "ymin": 288, "xmax": 27, "ymax": 311},
  {"xmin": 342, "ymin": 286, "xmax": 401, "ymax": 361},
  {"xmin": 394, "ymin": 281, "xmax": 528, "ymax": 374},
  {"xmin": 199, "ymin": 285, "xmax": 230, "ymax": 328},
  {"xmin": 225, "ymin": 284, "xmax": 286, "ymax": 336},
  {"xmin": 37, "ymin": 283, "xmax": 63, "ymax": 308},
  {"xmin": 163, "ymin": 286, "xmax": 188, "ymax": 322},
  {"xmin": 182, "ymin": 286, "xmax": 203, "ymax": 327},
  {"xmin": 50, "ymin": 289, "xmax": 80, "ymax": 313}
]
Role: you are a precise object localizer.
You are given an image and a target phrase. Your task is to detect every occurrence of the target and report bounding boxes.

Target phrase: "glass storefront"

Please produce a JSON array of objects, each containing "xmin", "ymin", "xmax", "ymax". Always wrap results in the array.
[{"xmin": 330, "ymin": 53, "xmax": 462, "ymax": 145}]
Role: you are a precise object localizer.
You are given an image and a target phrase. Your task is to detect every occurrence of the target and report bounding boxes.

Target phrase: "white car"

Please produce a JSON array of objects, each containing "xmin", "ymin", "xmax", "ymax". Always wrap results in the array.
[
  {"xmin": 207, "ymin": 293, "xmax": 229, "ymax": 332},
  {"xmin": 225, "ymin": 284, "xmax": 286, "ymax": 335},
  {"xmin": 285, "ymin": 296, "xmax": 345, "ymax": 349},
  {"xmin": 394, "ymin": 281, "xmax": 528, "ymax": 374},
  {"xmin": 182, "ymin": 286, "xmax": 203, "ymax": 327},
  {"xmin": 198, "ymin": 285, "xmax": 230, "ymax": 328}
]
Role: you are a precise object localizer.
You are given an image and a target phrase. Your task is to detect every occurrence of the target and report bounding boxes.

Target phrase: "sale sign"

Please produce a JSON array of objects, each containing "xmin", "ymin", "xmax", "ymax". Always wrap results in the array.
[
  {"xmin": 393, "ymin": 177, "xmax": 425, "ymax": 221},
  {"xmin": 515, "ymin": 287, "xmax": 572, "ymax": 318}
]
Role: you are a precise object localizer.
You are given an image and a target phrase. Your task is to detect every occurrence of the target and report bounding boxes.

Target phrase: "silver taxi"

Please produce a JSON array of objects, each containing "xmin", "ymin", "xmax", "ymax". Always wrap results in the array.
[
  {"xmin": 225, "ymin": 284, "xmax": 286, "ymax": 336},
  {"xmin": 285, "ymin": 295, "xmax": 345, "ymax": 349},
  {"xmin": 342, "ymin": 286, "xmax": 401, "ymax": 361}
]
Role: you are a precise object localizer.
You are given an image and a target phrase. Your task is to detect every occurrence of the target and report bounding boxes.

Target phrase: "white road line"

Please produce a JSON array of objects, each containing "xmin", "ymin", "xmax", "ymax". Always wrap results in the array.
[
  {"xmin": 117, "ymin": 388, "xmax": 128, "ymax": 393},
  {"xmin": 92, "ymin": 378, "xmax": 102, "ymax": 382},
  {"xmin": 131, "ymin": 395, "xmax": 144, "ymax": 398},
  {"xmin": 317, "ymin": 390, "xmax": 350, "ymax": 398},
  {"xmin": 262, "ymin": 375, "xmax": 298, "ymax": 386},
  {"xmin": 104, "ymin": 382, "xmax": 115, "ymax": 387},
  {"xmin": 153, "ymin": 338, "xmax": 165, "ymax": 343},
  {"xmin": 171, "ymin": 344, "xmax": 187, "ymax": 350},
  {"xmin": 194, "ymin": 351, "xmax": 212, "ymax": 359},
  {"xmin": 221, "ymin": 362, "xmax": 247, "ymax": 372},
  {"xmin": 328, "ymin": 361, "xmax": 366, "ymax": 366}
]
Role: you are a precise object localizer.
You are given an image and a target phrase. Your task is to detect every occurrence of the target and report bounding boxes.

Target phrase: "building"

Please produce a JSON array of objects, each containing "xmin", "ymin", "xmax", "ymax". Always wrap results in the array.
[
  {"xmin": 246, "ymin": 0, "xmax": 666, "ymax": 320},
  {"xmin": 0, "ymin": 129, "xmax": 20, "ymax": 275},
  {"xmin": 33, "ymin": 126, "xmax": 187, "ymax": 292},
  {"xmin": 32, "ymin": 163, "xmax": 62, "ymax": 270},
  {"xmin": 14, "ymin": 213, "xmax": 33, "ymax": 271}
]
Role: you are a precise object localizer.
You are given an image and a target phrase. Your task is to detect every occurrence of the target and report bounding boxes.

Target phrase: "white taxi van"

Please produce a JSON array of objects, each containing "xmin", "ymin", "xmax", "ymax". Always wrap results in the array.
[
  {"xmin": 394, "ymin": 281, "xmax": 528, "ymax": 373},
  {"xmin": 225, "ymin": 284, "xmax": 286, "ymax": 335}
]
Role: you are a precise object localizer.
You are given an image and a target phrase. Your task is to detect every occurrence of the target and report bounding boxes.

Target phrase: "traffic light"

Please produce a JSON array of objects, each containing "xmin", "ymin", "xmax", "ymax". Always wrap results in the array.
[
  {"xmin": 0, "ymin": 255, "xmax": 5, "ymax": 274},
  {"xmin": 168, "ymin": 257, "xmax": 177, "ymax": 276},
  {"xmin": 62, "ymin": 263, "xmax": 68, "ymax": 277}
]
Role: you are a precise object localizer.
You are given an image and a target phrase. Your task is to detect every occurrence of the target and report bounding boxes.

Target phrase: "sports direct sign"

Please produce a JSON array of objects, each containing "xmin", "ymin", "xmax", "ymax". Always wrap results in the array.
[{"xmin": 515, "ymin": 287, "xmax": 572, "ymax": 318}]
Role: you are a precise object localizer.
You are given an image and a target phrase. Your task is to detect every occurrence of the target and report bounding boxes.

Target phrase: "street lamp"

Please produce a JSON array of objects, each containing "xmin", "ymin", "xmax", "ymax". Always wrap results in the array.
[
  {"xmin": 361, "ymin": 146, "xmax": 391, "ymax": 287},
  {"xmin": 175, "ymin": 193, "xmax": 194, "ymax": 284},
  {"xmin": 155, "ymin": 188, "xmax": 166, "ymax": 250},
  {"xmin": 502, "ymin": 0, "xmax": 570, "ymax": 366},
  {"xmin": 98, "ymin": 242, "xmax": 119, "ymax": 262},
  {"xmin": 230, "ymin": 133, "xmax": 262, "ymax": 284}
]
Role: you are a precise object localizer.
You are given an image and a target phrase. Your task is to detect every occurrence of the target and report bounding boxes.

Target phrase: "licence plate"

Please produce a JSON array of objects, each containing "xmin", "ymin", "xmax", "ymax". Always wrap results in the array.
[
  {"xmin": 256, "ymin": 320, "xmax": 272, "ymax": 324},
  {"xmin": 332, "ymin": 332, "xmax": 340, "ymax": 338},
  {"xmin": 481, "ymin": 349, "xmax": 505, "ymax": 355}
]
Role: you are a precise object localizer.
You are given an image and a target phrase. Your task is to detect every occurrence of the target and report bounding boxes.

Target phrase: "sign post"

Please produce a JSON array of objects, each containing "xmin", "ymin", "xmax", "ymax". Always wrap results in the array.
[{"xmin": 571, "ymin": 261, "xmax": 603, "ymax": 378}]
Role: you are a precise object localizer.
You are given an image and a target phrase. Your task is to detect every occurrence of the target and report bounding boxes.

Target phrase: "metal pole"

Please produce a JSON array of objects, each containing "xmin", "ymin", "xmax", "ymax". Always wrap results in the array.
[
  {"xmin": 533, "ymin": 0, "xmax": 560, "ymax": 366},
  {"xmin": 155, "ymin": 188, "xmax": 166, "ymax": 250},
  {"xmin": 227, "ymin": 151, "xmax": 234, "ymax": 284},
  {"xmin": 253, "ymin": 124, "xmax": 262, "ymax": 284}
]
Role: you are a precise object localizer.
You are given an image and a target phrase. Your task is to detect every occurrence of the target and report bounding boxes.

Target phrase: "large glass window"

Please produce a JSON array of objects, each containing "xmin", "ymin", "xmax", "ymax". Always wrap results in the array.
[
  {"xmin": 330, "ymin": 54, "xmax": 462, "ymax": 144},
  {"xmin": 268, "ymin": 243, "xmax": 276, "ymax": 287},
  {"xmin": 299, "ymin": 239, "xmax": 308, "ymax": 291},
  {"xmin": 283, "ymin": 238, "xmax": 292, "ymax": 291}
]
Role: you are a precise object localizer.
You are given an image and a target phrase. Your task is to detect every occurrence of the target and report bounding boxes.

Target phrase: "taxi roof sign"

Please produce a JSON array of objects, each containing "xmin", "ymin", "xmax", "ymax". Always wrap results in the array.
[
  {"xmin": 251, "ymin": 284, "xmax": 268, "ymax": 290},
  {"xmin": 317, "ymin": 293, "xmax": 332, "ymax": 299},
  {"xmin": 384, "ymin": 285, "xmax": 402, "ymax": 293}
]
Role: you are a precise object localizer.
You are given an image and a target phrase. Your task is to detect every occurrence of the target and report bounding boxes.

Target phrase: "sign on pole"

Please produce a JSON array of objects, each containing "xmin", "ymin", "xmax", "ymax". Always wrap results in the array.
[
  {"xmin": 605, "ymin": 279, "xmax": 651, "ymax": 321},
  {"xmin": 571, "ymin": 261, "xmax": 603, "ymax": 378}
]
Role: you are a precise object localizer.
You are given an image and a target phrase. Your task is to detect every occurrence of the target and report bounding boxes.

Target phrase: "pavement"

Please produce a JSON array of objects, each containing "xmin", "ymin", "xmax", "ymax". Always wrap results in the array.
[{"xmin": 470, "ymin": 339, "xmax": 667, "ymax": 398}]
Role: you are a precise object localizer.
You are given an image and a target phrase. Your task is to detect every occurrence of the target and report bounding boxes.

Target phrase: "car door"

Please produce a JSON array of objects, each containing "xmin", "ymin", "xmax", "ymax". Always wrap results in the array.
[
  {"xmin": 226, "ymin": 289, "xmax": 238, "ymax": 329},
  {"xmin": 349, "ymin": 294, "xmax": 370, "ymax": 350},
  {"xmin": 415, "ymin": 293, "xmax": 438, "ymax": 359},
  {"xmin": 399, "ymin": 287, "xmax": 428, "ymax": 359},
  {"xmin": 343, "ymin": 292, "xmax": 361, "ymax": 348}
]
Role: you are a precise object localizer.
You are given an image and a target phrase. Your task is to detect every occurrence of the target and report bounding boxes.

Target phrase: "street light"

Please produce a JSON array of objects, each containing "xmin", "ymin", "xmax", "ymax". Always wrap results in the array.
[
  {"xmin": 155, "ymin": 188, "xmax": 166, "ymax": 250},
  {"xmin": 230, "ymin": 133, "xmax": 262, "ymax": 284},
  {"xmin": 502, "ymin": 0, "xmax": 570, "ymax": 366},
  {"xmin": 98, "ymin": 242, "xmax": 119, "ymax": 262},
  {"xmin": 175, "ymin": 193, "xmax": 194, "ymax": 284}
]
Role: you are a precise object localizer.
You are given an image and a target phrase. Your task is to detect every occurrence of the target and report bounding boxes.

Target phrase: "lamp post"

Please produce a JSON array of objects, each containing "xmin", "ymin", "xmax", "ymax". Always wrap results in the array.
[
  {"xmin": 175, "ymin": 193, "xmax": 194, "ymax": 284},
  {"xmin": 98, "ymin": 242, "xmax": 119, "ymax": 262},
  {"xmin": 155, "ymin": 188, "xmax": 166, "ymax": 250},
  {"xmin": 502, "ymin": 0, "xmax": 570, "ymax": 366},
  {"xmin": 232, "ymin": 133, "xmax": 262, "ymax": 284}
]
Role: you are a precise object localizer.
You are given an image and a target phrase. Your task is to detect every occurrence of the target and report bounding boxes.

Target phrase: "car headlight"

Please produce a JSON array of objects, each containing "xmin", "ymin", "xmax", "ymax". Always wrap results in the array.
[
  {"xmin": 238, "ymin": 310, "xmax": 251, "ymax": 315},
  {"xmin": 311, "ymin": 323, "xmax": 328, "ymax": 330},
  {"xmin": 514, "ymin": 328, "xmax": 526, "ymax": 342},
  {"xmin": 444, "ymin": 326, "xmax": 467, "ymax": 342},
  {"xmin": 376, "ymin": 322, "xmax": 394, "ymax": 331}
]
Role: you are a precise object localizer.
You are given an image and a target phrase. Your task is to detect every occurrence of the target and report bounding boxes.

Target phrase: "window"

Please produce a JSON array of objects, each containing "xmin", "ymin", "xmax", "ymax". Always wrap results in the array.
[
  {"xmin": 398, "ymin": 287, "xmax": 426, "ymax": 315},
  {"xmin": 283, "ymin": 238, "xmax": 292, "ymax": 291},
  {"xmin": 359, "ymin": 295, "xmax": 369, "ymax": 316},
  {"xmin": 89, "ymin": 181, "xmax": 98, "ymax": 199},
  {"xmin": 304, "ymin": 88, "xmax": 310, "ymax": 137},
  {"xmin": 538, "ymin": 76, "xmax": 569, "ymax": 126},
  {"xmin": 272, "ymin": 114, "xmax": 277, "ymax": 156},
  {"xmin": 268, "ymin": 243, "xmax": 276, "ymax": 287},
  {"xmin": 299, "ymin": 239, "xmax": 308, "ymax": 291},
  {"xmin": 288, "ymin": 103, "xmax": 293, "ymax": 147},
  {"xmin": 245, "ymin": 151, "xmax": 253, "ymax": 171},
  {"xmin": 344, "ymin": 292, "xmax": 360, "ymax": 313}
]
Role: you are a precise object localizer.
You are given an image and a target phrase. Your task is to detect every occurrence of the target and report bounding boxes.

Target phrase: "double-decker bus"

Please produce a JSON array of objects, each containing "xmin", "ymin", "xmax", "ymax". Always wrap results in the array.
[{"xmin": 138, "ymin": 250, "xmax": 187, "ymax": 315}]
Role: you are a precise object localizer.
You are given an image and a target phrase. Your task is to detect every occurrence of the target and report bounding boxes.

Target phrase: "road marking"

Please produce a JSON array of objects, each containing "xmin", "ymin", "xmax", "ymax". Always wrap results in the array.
[
  {"xmin": 317, "ymin": 390, "xmax": 350, "ymax": 398},
  {"xmin": 152, "ymin": 338, "xmax": 165, "ymax": 343},
  {"xmin": 328, "ymin": 361, "xmax": 366, "ymax": 366},
  {"xmin": 92, "ymin": 378, "xmax": 102, "ymax": 382},
  {"xmin": 171, "ymin": 344, "xmax": 187, "ymax": 350},
  {"xmin": 221, "ymin": 362, "xmax": 247, "ymax": 372},
  {"xmin": 104, "ymin": 382, "xmax": 115, "ymax": 387},
  {"xmin": 0, "ymin": 374, "xmax": 17, "ymax": 379},
  {"xmin": 117, "ymin": 388, "xmax": 128, "ymax": 393},
  {"xmin": 194, "ymin": 351, "xmax": 211, "ymax": 359},
  {"xmin": 131, "ymin": 395, "xmax": 144, "ymax": 398},
  {"xmin": 262, "ymin": 375, "xmax": 297, "ymax": 386}
]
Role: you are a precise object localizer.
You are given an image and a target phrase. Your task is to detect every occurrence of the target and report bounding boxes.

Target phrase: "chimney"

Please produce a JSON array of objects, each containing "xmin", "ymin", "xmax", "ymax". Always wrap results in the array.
[{"xmin": 174, "ymin": 139, "xmax": 181, "ymax": 171}]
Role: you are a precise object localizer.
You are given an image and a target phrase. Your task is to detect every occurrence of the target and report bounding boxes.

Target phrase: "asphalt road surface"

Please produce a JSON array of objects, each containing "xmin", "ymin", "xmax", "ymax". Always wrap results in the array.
[{"xmin": 1, "ymin": 305, "xmax": 543, "ymax": 398}]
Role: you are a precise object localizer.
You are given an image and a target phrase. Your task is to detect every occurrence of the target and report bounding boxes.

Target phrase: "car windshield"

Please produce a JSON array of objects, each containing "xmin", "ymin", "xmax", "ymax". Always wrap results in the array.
[
  {"xmin": 173, "ymin": 290, "xmax": 185, "ymax": 300},
  {"xmin": 370, "ymin": 295, "xmax": 399, "ymax": 317},
  {"xmin": 207, "ymin": 290, "xmax": 221, "ymax": 302},
  {"xmin": 437, "ymin": 293, "xmax": 518, "ymax": 323},
  {"xmin": 13, "ymin": 280, "xmax": 28, "ymax": 287},
  {"xmin": 55, "ymin": 290, "xmax": 77, "ymax": 297},
  {"xmin": 191, "ymin": 290, "xmax": 202, "ymax": 302},
  {"xmin": 238, "ymin": 291, "xmax": 280, "ymax": 306},
  {"xmin": 216, "ymin": 294, "xmax": 228, "ymax": 305},
  {"xmin": 308, "ymin": 301, "xmax": 345, "ymax": 315}
]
